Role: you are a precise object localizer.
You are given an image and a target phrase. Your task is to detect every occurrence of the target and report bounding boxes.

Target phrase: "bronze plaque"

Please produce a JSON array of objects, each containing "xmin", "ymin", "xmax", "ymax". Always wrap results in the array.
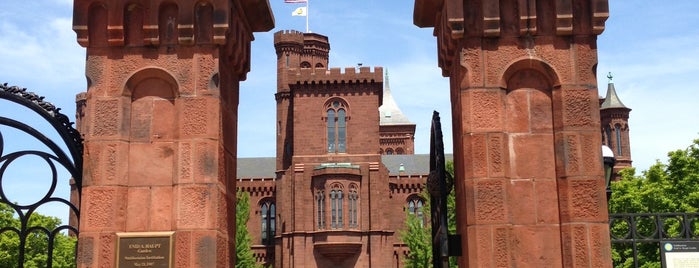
[{"xmin": 116, "ymin": 232, "xmax": 174, "ymax": 268}]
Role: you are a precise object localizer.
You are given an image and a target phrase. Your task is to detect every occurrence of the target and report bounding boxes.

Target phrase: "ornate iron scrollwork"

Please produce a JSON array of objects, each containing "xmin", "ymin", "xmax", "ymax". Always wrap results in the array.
[{"xmin": 0, "ymin": 83, "xmax": 83, "ymax": 268}]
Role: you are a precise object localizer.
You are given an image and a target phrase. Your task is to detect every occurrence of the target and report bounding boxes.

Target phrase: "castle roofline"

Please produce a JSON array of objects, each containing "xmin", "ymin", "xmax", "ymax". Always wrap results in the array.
[
  {"xmin": 287, "ymin": 66, "xmax": 384, "ymax": 85},
  {"xmin": 379, "ymin": 70, "xmax": 414, "ymax": 126},
  {"xmin": 600, "ymin": 73, "xmax": 630, "ymax": 110}
]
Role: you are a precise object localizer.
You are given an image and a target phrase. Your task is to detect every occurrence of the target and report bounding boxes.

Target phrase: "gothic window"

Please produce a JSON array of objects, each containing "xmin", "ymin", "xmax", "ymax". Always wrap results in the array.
[
  {"xmin": 615, "ymin": 124, "xmax": 622, "ymax": 156},
  {"xmin": 326, "ymin": 100, "xmax": 348, "ymax": 153},
  {"xmin": 407, "ymin": 196, "xmax": 425, "ymax": 226},
  {"xmin": 261, "ymin": 200, "xmax": 276, "ymax": 245},
  {"xmin": 330, "ymin": 184, "xmax": 344, "ymax": 229},
  {"xmin": 348, "ymin": 184, "xmax": 358, "ymax": 228},
  {"xmin": 300, "ymin": 61, "xmax": 311, "ymax": 68},
  {"xmin": 316, "ymin": 190, "xmax": 325, "ymax": 229}
]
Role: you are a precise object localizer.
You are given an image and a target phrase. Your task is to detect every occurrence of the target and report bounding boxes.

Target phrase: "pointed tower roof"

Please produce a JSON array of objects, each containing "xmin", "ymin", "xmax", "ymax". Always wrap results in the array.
[
  {"xmin": 601, "ymin": 72, "xmax": 629, "ymax": 110},
  {"xmin": 379, "ymin": 70, "xmax": 413, "ymax": 125}
]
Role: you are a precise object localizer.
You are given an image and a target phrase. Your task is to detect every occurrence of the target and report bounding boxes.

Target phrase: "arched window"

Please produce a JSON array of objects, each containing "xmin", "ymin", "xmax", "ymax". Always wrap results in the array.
[
  {"xmin": 407, "ymin": 196, "xmax": 425, "ymax": 226},
  {"xmin": 396, "ymin": 148, "xmax": 405, "ymax": 155},
  {"xmin": 261, "ymin": 201, "xmax": 276, "ymax": 245},
  {"xmin": 604, "ymin": 126, "xmax": 612, "ymax": 147},
  {"xmin": 315, "ymin": 63, "xmax": 324, "ymax": 69},
  {"xmin": 615, "ymin": 124, "xmax": 623, "ymax": 156},
  {"xmin": 300, "ymin": 61, "xmax": 311, "ymax": 68},
  {"xmin": 326, "ymin": 100, "xmax": 348, "ymax": 153},
  {"xmin": 348, "ymin": 185, "xmax": 358, "ymax": 228},
  {"xmin": 316, "ymin": 190, "xmax": 325, "ymax": 229},
  {"xmin": 330, "ymin": 185, "xmax": 343, "ymax": 229},
  {"xmin": 386, "ymin": 148, "xmax": 394, "ymax": 155}
]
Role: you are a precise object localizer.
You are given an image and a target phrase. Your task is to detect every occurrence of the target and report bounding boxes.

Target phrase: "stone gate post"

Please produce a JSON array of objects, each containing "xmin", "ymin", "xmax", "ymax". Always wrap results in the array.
[
  {"xmin": 414, "ymin": 1, "xmax": 612, "ymax": 267},
  {"xmin": 72, "ymin": 1, "xmax": 272, "ymax": 267}
]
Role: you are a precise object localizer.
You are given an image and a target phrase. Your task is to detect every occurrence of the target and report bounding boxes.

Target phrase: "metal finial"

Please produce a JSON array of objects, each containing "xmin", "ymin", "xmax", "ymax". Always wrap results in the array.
[{"xmin": 607, "ymin": 72, "xmax": 613, "ymax": 82}]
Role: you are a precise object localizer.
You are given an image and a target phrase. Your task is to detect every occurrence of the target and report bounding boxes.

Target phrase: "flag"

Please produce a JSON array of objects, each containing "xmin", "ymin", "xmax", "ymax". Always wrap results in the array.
[
  {"xmin": 284, "ymin": 0, "xmax": 307, "ymax": 3},
  {"xmin": 292, "ymin": 7, "xmax": 307, "ymax": 16}
]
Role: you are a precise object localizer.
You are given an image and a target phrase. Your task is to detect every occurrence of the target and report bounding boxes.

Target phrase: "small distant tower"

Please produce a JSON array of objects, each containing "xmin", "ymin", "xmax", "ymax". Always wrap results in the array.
[
  {"xmin": 600, "ymin": 73, "xmax": 632, "ymax": 176},
  {"xmin": 379, "ymin": 70, "xmax": 416, "ymax": 155}
]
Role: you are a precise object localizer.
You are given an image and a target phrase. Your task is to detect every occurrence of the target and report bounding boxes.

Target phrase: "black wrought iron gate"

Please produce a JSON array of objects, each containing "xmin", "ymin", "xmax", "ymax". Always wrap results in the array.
[{"xmin": 0, "ymin": 83, "xmax": 83, "ymax": 268}]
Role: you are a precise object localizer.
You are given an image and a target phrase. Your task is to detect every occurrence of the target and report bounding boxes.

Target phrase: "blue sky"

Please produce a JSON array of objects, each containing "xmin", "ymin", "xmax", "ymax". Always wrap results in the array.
[{"xmin": 1, "ymin": 1, "xmax": 698, "ymax": 221}]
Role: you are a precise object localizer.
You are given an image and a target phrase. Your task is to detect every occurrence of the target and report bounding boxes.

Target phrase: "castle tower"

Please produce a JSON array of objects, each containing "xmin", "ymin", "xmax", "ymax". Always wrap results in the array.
[
  {"xmin": 600, "ymin": 73, "xmax": 632, "ymax": 177},
  {"xmin": 272, "ymin": 30, "xmax": 392, "ymax": 267},
  {"xmin": 72, "ymin": 1, "xmax": 272, "ymax": 267},
  {"xmin": 379, "ymin": 70, "xmax": 416, "ymax": 155},
  {"xmin": 415, "ymin": 0, "xmax": 612, "ymax": 267},
  {"xmin": 273, "ymin": 31, "xmax": 331, "ymax": 170}
]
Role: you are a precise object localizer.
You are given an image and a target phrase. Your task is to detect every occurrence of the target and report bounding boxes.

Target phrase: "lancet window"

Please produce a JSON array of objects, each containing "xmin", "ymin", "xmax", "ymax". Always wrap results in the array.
[{"xmin": 326, "ymin": 99, "xmax": 348, "ymax": 153}]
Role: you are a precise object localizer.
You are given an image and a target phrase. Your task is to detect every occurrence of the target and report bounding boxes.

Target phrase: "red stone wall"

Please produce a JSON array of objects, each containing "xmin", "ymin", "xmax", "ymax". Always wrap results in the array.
[
  {"xmin": 73, "ymin": 0, "xmax": 273, "ymax": 267},
  {"xmin": 288, "ymin": 68, "xmax": 383, "ymax": 156},
  {"xmin": 414, "ymin": 0, "xmax": 612, "ymax": 267},
  {"xmin": 380, "ymin": 124, "xmax": 416, "ymax": 155}
]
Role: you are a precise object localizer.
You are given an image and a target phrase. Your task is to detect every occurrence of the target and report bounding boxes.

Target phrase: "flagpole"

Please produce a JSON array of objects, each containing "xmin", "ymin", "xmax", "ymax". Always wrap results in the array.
[{"xmin": 306, "ymin": 0, "xmax": 309, "ymax": 33}]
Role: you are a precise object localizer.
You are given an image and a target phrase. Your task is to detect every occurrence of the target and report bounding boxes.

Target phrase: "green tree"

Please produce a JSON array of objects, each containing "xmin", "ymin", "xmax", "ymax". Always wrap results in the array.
[
  {"xmin": 235, "ymin": 190, "xmax": 259, "ymax": 268},
  {"xmin": 401, "ymin": 161, "xmax": 457, "ymax": 268},
  {"xmin": 609, "ymin": 138, "xmax": 699, "ymax": 268},
  {"xmin": 0, "ymin": 203, "xmax": 76, "ymax": 268}
]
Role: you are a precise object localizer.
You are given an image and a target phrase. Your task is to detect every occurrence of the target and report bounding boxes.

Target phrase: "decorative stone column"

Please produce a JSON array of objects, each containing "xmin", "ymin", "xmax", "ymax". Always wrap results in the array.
[
  {"xmin": 414, "ymin": 0, "xmax": 612, "ymax": 267},
  {"xmin": 72, "ymin": 1, "xmax": 272, "ymax": 267}
]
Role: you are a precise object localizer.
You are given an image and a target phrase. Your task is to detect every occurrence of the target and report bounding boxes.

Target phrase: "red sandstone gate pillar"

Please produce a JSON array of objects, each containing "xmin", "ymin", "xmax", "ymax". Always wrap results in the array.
[
  {"xmin": 415, "ymin": 0, "xmax": 611, "ymax": 267},
  {"xmin": 72, "ymin": 1, "xmax": 272, "ymax": 267}
]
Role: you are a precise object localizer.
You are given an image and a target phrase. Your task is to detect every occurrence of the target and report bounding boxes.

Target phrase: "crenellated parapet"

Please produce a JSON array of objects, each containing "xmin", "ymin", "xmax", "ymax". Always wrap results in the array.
[
  {"xmin": 288, "ymin": 67, "xmax": 383, "ymax": 86},
  {"xmin": 73, "ymin": 0, "xmax": 273, "ymax": 47},
  {"xmin": 274, "ymin": 30, "xmax": 306, "ymax": 55}
]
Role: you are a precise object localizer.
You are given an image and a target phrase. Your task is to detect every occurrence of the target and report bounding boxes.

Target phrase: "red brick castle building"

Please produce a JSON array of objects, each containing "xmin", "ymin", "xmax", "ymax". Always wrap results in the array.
[{"xmin": 237, "ymin": 30, "xmax": 631, "ymax": 268}]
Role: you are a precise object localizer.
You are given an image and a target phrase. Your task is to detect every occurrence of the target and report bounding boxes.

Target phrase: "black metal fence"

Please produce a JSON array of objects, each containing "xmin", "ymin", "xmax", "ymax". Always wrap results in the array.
[
  {"xmin": 0, "ymin": 84, "xmax": 82, "ymax": 268},
  {"xmin": 609, "ymin": 212, "xmax": 699, "ymax": 267}
]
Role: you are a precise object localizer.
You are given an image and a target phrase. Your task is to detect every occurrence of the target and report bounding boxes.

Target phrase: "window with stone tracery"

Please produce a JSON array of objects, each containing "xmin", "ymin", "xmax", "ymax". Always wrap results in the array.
[
  {"xmin": 407, "ymin": 196, "xmax": 425, "ymax": 226},
  {"xmin": 261, "ymin": 200, "xmax": 276, "ymax": 245},
  {"xmin": 316, "ymin": 190, "xmax": 325, "ymax": 229},
  {"xmin": 348, "ymin": 184, "xmax": 358, "ymax": 228},
  {"xmin": 326, "ymin": 99, "xmax": 347, "ymax": 153},
  {"xmin": 330, "ymin": 184, "xmax": 344, "ymax": 229},
  {"xmin": 315, "ymin": 179, "xmax": 358, "ymax": 231}
]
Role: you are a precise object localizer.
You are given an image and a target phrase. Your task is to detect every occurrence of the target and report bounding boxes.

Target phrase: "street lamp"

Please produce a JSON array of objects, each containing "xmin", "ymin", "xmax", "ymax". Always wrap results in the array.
[{"xmin": 602, "ymin": 145, "xmax": 616, "ymax": 202}]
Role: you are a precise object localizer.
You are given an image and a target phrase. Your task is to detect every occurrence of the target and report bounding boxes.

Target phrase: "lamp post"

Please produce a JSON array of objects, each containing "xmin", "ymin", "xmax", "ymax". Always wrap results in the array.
[{"xmin": 602, "ymin": 145, "xmax": 616, "ymax": 202}]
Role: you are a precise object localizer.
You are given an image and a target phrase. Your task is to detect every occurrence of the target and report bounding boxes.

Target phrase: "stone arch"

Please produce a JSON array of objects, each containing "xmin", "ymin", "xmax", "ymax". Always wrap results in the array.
[
  {"xmin": 124, "ymin": 68, "xmax": 178, "ymax": 141},
  {"xmin": 323, "ymin": 97, "xmax": 350, "ymax": 118},
  {"xmin": 500, "ymin": 58, "xmax": 559, "ymax": 199},
  {"xmin": 88, "ymin": 2, "xmax": 108, "ymax": 47},
  {"xmin": 500, "ymin": 58, "xmax": 560, "ymax": 90},
  {"xmin": 124, "ymin": 67, "xmax": 179, "ymax": 100}
]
